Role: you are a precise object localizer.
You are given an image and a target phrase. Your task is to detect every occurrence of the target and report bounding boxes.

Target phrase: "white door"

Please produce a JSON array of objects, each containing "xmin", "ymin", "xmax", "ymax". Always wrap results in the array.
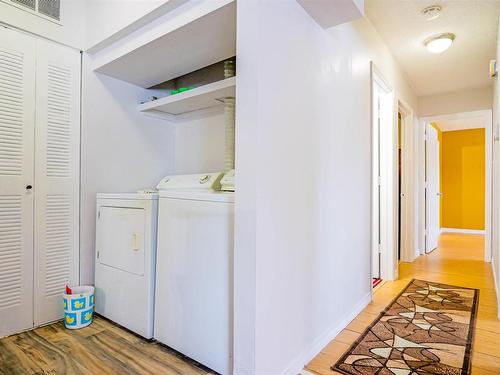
[
  {"xmin": 425, "ymin": 123, "xmax": 440, "ymax": 253},
  {"xmin": 97, "ymin": 206, "xmax": 146, "ymax": 276},
  {"xmin": 33, "ymin": 39, "xmax": 80, "ymax": 325},
  {"xmin": 0, "ymin": 27, "xmax": 36, "ymax": 337},
  {"xmin": 372, "ymin": 92, "xmax": 381, "ymax": 279},
  {"xmin": 372, "ymin": 78, "xmax": 392, "ymax": 280}
]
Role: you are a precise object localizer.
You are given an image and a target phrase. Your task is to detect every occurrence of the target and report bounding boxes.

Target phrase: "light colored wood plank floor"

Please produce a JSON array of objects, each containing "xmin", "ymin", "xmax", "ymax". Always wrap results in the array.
[
  {"xmin": 0, "ymin": 315, "xmax": 214, "ymax": 375},
  {"xmin": 306, "ymin": 233, "xmax": 500, "ymax": 375}
]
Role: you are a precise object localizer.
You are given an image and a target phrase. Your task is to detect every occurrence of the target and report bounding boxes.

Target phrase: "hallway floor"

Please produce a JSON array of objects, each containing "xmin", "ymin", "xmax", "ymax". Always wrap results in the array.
[{"xmin": 306, "ymin": 233, "xmax": 500, "ymax": 375}]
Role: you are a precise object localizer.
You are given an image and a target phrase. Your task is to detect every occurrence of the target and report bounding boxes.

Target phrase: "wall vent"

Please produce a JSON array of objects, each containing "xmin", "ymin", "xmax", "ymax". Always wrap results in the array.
[
  {"xmin": 3, "ymin": 0, "xmax": 60, "ymax": 21},
  {"xmin": 38, "ymin": 0, "xmax": 60, "ymax": 21},
  {"xmin": 11, "ymin": 0, "xmax": 35, "ymax": 10}
]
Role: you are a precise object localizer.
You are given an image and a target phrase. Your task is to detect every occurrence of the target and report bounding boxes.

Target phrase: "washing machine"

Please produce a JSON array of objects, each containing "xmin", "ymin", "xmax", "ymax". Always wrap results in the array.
[
  {"xmin": 154, "ymin": 173, "xmax": 234, "ymax": 375},
  {"xmin": 94, "ymin": 192, "xmax": 158, "ymax": 339}
]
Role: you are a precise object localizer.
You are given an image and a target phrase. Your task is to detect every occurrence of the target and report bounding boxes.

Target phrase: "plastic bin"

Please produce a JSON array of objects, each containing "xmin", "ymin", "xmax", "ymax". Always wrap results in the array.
[{"xmin": 63, "ymin": 286, "xmax": 95, "ymax": 329}]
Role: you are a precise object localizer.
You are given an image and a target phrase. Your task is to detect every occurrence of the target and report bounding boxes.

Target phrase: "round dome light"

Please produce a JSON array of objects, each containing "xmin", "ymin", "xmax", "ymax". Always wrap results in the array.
[{"xmin": 425, "ymin": 33, "xmax": 455, "ymax": 54}]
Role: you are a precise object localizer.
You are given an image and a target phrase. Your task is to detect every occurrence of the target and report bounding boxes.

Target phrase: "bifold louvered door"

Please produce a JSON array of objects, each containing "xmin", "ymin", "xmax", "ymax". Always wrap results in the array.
[
  {"xmin": 0, "ymin": 27, "xmax": 80, "ymax": 336},
  {"xmin": 0, "ymin": 26, "xmax": 36, "ymax": 337},
  {"xmin": 33, "ymin": 39, "xmax": 80, "ymax": 325}
]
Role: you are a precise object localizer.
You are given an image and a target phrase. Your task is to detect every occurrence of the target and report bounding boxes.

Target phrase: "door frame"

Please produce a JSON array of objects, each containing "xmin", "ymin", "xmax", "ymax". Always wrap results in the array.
[{"xmin": 418, "ymin": 110, "xmax": 493, "ymax": 262}]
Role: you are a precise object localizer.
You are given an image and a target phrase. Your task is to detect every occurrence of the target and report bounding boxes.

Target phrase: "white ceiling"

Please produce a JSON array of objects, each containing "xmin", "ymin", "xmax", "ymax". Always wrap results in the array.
[
  {"xmin": 365, "ymin": 0, "xmax": 500, "ymax": 96},
  {"xmin": 435, "ymin": 116, "xmax": 485, "ymax": 131}
]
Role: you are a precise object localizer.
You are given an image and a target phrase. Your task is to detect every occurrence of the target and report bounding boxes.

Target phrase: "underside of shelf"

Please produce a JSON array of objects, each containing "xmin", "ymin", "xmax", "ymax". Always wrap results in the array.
[
  {"xmin": 92, "ymin": 1, "xmax": 236, "ymax": 88},
  {"xmin": 297, "ymin": 0, "xmax": 363, "ymax": 29},
  {"xmin": 138, "ymin": 76, "xmax": 235, "ymax": 118}
]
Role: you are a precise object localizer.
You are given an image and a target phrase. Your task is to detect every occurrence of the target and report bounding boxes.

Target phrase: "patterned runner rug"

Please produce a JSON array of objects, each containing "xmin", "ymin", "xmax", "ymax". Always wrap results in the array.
[{"xmin": 332, "ymin": 279, "xmax": 479, "ymax": 375}]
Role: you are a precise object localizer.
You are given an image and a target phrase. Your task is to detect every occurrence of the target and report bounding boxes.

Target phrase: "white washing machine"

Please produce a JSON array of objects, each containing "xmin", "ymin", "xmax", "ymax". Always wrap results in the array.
[
  {"xmin": 94, "ymin": 192, "xmax": 158, "ymax": 339},
  {"xmin": 154, "ymin": 173, "xmax": 234, "ymax": 375}
]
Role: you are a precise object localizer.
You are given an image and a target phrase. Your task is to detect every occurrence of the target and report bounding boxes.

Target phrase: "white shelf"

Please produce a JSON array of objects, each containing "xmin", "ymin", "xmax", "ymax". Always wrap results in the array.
[
  {"xmin": 92, "ymin": 0, "xmax": 236, "ymax": 88},
  {"xmin": 138, "ymin": 76, "xmax": 235, "ymax": 117}
]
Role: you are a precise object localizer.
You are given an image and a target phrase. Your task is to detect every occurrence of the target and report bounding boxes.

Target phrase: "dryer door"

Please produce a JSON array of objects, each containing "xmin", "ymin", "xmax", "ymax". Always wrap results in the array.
[{"xmin": 96, "ymin": 206, "xmax": 145, "ymax": 276}]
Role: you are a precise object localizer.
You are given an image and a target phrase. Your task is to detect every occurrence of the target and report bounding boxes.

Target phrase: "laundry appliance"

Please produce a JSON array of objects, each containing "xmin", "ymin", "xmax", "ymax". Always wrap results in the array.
[
  {"xmin": 154, "ymin": 173, "xmax": 234, "ymax": 375},
  {"xmin": 94, "ymin": 192, "xmax": 158, "ymax": 339}
]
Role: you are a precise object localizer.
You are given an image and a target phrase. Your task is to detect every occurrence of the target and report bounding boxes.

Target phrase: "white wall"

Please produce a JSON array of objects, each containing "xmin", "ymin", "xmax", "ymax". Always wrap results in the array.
[
  {"xmin": 80, "ymin": 54, "xmax": 175, "ymax": 284},
  {"xmin": 0, "ymin": 0, "xmax": 86, "ymax": 49},
  {"xmin": 419, "ymin": 86, "xmax": 493, "ymax": 117},
  {"xmin": 84, "ymin": 0, "xmax": 169, "ymax": 50},
  {"xmin": 173, "ymin": 112, "xmax": 226, "ymax": 174},
  {"xmin": 235, "ymin": 1, "xmax": 417, "ymax": 374}
]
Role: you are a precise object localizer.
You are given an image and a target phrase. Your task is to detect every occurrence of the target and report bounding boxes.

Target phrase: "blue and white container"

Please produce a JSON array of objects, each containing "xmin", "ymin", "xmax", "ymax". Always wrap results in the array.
[{"xmin": 63, "ymin": 286, "xmax": 95, "ymax": 329}]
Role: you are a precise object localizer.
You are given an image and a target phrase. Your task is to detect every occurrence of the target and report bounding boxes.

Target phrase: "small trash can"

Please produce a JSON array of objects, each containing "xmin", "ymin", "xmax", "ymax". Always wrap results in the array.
[{"xmin": 63, "ymin": 286, "xmax": 95, "ymax": 329}]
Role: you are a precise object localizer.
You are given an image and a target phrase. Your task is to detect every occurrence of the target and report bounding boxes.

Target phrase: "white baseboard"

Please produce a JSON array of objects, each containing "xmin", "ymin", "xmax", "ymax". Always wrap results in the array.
[
  {"xmin": 281, "ymin": 292, "xmax": 372, "ymax": 375},
  {"xmin": 440, "ymin": 228, "xmax": 485, "ymax": 235},
  {"xmin": 492, "ymin": 261, "xmax": 500, "ymax": 320}
]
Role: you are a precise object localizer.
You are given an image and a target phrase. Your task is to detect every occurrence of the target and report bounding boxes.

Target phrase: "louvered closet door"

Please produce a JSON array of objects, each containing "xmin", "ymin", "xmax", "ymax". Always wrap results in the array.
[
  {"xmin": 34, "ymin": 39, "xmax": 80, "ymax": 325},
  {"xmin": 0, "ymin": 27, "xmax": 36, "ymax": 337}
]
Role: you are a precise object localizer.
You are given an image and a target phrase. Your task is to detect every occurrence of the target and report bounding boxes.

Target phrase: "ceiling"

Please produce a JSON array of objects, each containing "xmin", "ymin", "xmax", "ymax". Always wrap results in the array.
[{"xmin": 365, "ymin": 0, "xmax": 500, "ymax": 96}]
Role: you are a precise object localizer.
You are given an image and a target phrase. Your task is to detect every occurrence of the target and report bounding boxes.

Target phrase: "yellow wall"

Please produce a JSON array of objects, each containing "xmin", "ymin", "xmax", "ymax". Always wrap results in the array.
[{"xmin": 441, "ymin": 128, "xmax": 485, "ymax": 230}]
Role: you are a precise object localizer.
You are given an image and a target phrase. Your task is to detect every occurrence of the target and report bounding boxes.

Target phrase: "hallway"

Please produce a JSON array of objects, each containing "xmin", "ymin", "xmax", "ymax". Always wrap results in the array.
[{"xmin": 306, "ymin": 234, "xmax": 500, "ymax": 374}]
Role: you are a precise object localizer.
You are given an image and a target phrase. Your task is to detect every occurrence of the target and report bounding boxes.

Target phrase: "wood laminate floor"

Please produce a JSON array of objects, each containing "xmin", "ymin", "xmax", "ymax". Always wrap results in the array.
[
  {"xmin": 1, "ymin": 234, "xmax": 497, "ymax": 375},
  {"xmin": 306, "ymin": 233, "xmax": 500, "ymax": 375},
  {"xmin": 0, "ymin": 315, "xmax": 215, "ymax": 375}
]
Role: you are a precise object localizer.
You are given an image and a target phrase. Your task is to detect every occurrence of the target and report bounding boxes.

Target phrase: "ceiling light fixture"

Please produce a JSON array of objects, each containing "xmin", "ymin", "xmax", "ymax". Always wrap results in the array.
[
  {"xmin": 422, "ymin": 5, "xmax": 442, "ymax": 21},
  {"xmin": 424, "ymin": 33, "xmax": 455, "ymax": 54}
]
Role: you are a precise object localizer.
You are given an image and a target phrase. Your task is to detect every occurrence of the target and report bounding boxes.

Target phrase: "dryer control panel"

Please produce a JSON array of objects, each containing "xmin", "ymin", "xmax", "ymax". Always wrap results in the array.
[{"xmin": 157, "ymin": 172, "xmax": 223, "ymax": 191}]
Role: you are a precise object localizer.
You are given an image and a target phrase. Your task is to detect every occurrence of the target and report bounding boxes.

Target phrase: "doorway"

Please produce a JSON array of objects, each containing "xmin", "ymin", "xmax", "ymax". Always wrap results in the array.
[
  {"xmin": 371, "ymin": 64, "xmax": 396, "ymax": 287},
  {"xmin": 420, "ymin": 110, "xmax": 493, "ymax": 261},
  {"xmin": 371, "ymin": 64, "xmax": 417, "ymax": 289}
]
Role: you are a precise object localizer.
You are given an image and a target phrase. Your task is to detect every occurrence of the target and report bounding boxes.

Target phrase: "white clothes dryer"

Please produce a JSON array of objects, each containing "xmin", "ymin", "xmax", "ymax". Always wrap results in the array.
[{"xmin": 94, "ymin": 192, "xmax": 158, "ymax": 339}]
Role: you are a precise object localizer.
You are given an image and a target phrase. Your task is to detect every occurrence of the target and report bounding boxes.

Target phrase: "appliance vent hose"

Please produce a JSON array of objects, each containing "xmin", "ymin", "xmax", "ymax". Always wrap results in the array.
[{"xmin": 224, "ymin": 60, "xmax": 235, "ymax": 172}]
